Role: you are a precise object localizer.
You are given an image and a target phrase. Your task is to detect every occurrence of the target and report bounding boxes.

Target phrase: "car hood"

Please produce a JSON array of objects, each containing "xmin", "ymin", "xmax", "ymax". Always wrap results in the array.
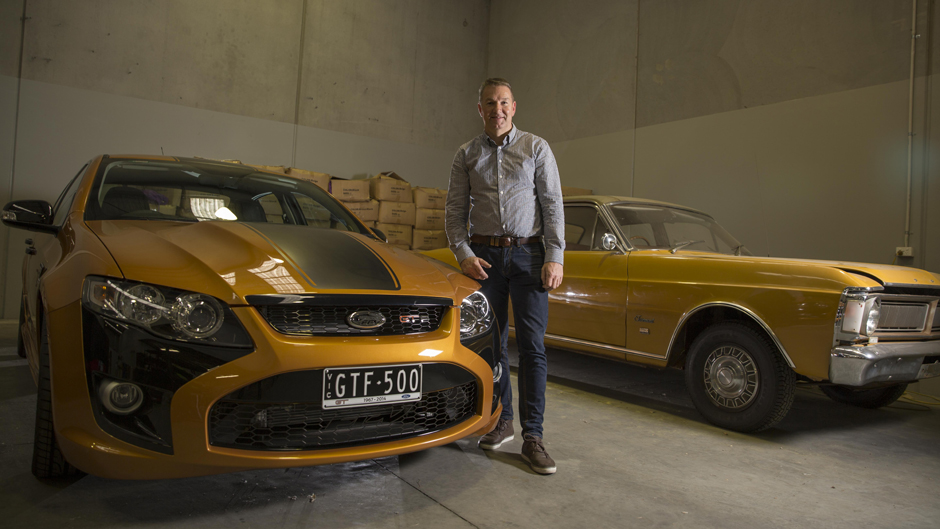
[
  {"xmin": 647, "ymin": 251, "xmax": 940, "ymax": 289},
  {"xmin": 87, "ymin": 220, "xmax": 476, "ymax": 304}
]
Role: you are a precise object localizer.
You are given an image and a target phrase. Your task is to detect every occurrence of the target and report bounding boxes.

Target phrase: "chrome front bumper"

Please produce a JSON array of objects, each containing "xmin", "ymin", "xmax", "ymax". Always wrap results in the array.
[{"xmin": 830, "ymin": 341, "xmax": 940, "ymax": 386}]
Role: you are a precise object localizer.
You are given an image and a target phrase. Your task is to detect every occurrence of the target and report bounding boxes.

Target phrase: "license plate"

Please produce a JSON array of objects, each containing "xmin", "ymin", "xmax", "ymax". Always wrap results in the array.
[
  {"xmin": 917, "ymin": 361, "xmax": 940, "ymax": 380},
  {"xmin": 323, "ymin": 364, "xmax": 422, "ymax": 409}
]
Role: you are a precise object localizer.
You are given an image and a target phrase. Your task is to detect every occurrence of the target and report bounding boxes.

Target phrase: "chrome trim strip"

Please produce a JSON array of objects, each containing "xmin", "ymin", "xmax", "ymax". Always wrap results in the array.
[
  {"xmin": 665, "ymin": 302, "xmax": 797, "ymax": 369},
  {"xmin": 884, "ymin": 282, "xmax": 940, "ymax": 290},
  {"xmin": 508, "ymin": 326, "xmax": 664, "ymax": 360}
]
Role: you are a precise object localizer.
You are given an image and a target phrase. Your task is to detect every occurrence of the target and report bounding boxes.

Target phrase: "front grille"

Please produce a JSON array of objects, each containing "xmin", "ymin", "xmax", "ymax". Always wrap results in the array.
[
  {"xmin": 259, "ymin": 305, "xmax": 446, "ymax": 336},
  {"xmin": 208, "ymin": 381, "xmax": 476, "ymax": 451},
  {"xmin": 877, "ymin": 302, "xmax": 929, "ymax": 332}
]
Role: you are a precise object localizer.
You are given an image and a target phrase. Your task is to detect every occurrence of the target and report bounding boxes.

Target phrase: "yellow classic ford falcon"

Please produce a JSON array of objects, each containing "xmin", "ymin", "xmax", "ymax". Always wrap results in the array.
[
  {"xmin": 3, "ymin": 155, "xmax": 501, "ymax": 480},
  {"xmin": 425, "ymin": 195, "xmax": 940, "ymax": 432}
]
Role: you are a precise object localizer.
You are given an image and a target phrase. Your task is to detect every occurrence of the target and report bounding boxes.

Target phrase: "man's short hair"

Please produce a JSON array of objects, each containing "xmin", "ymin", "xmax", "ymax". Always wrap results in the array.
[{"xmin": 478, "ymin": 78, "xmax": 513, "ymax": 102}]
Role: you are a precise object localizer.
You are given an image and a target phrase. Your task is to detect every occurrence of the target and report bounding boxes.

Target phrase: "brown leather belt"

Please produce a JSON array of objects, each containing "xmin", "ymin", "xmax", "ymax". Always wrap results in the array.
[{"xmin": 469, "ymin": 234, "xmax": 541, "ymax": 247}]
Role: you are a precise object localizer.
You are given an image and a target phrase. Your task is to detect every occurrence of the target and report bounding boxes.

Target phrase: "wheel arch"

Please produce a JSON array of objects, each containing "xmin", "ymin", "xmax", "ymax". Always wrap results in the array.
[{"xmin": 666, "ymin": 302, "xmax": 796, "ymax": 370}]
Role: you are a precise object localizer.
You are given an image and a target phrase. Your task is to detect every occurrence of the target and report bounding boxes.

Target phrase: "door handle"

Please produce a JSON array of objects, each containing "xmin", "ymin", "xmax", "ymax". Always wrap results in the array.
[{"xmin": 26, "ymin": 247, "xmax": 37, "ymax": 255}]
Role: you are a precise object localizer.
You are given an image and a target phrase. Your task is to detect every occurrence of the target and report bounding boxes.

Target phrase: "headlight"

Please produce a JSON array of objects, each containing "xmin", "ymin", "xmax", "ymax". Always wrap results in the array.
[
  {"xmin": 835, "ymin": 287, "xmax": 882, "ymax": 341},
  {"xmin": 83, "ymin": 276, "xmax": 252, "ymax": 347},
  {"xmin": 460, "ymin": 291, "xmax": 494, "ymax": 340}
]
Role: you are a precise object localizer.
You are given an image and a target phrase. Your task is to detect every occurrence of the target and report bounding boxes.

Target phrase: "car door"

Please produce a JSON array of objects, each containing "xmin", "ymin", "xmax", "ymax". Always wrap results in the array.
[{"xmin": 544, "ymin": 203, "xmax": 628, "ymax": 358}]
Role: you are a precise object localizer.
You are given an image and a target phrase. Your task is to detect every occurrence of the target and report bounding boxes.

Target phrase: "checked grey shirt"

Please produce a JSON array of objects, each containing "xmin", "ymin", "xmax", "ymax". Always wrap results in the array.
[{"xmin": 445, "ymin": 125, "xmax": 565, "ymax": 265}]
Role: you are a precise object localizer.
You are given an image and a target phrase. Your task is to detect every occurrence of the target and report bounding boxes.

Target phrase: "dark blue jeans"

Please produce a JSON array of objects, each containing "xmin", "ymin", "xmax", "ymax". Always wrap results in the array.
[{"xmin": 471, "ymin": 241, "xmax": 549, "ymax": 438}]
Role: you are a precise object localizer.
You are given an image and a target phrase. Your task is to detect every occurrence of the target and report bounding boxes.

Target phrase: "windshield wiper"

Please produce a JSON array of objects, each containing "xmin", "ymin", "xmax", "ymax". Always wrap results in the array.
[
  {"xmin": 732, "ymin": 244, "xmax": 747, "ymax": 256},
  {"xmin": 669, "ymin": 239, "xmax": 704, "ymax": 254}
]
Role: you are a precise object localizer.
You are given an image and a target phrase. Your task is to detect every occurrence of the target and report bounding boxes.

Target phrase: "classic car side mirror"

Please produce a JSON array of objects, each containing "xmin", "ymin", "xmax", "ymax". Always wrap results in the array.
[
  {"xmin": 371, "ymin": 228, "xmax": 388, "ymax": 243},
  {"xmin": 601, "ymin": 233, "xmax": 620, "ymax": 252},
  {"xmin": 2, "ymin": 200, "xmax": 58, "ymax": 234}
]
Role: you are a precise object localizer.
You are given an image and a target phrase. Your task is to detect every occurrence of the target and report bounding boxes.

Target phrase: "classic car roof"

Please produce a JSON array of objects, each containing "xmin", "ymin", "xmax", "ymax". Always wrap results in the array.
[{"xmin": 563, "ymin": 194, "xmax": 712, "ymax": 218}]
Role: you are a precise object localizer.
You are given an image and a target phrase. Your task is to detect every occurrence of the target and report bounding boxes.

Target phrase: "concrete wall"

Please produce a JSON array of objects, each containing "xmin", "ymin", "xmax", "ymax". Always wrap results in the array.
[
  {"xmin": 0, "ymin": 0, "xmax": 489, "ymax": 318},
  {"xmin": 491, "ymin": 0, "xmax": 938, "ymax": 272}
]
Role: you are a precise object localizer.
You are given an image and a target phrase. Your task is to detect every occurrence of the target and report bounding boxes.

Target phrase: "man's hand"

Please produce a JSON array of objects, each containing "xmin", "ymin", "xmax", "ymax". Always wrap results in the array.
[
  {"xmin": 541, "ymin": 262, "xmax": 563, "ymax": 291},
  {"xmin": 460, "ymin": 256, "xmax": 492, "ymax": 280}
]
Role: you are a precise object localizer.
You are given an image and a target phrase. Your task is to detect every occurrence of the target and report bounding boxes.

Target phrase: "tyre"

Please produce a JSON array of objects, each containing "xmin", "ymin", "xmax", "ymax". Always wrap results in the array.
[
  {"xmin": 31, "ymin": 311, "xmax": 82, "ymax": 479},
  {"xmin": 819, "ymin": 383, "xmax": 908, "ymax": 409},
  {"xmin": 685, "ymin": 322, "xmax": 795, "ymax": 433},
  {"xmin": 17, "ymin": 299, "xmax": 26, "ymax": 359}
]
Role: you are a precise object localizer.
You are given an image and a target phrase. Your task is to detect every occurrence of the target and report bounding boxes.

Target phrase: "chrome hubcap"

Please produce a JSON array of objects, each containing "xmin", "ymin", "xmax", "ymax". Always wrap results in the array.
[{"xmin": 703, "ymin": 346, "xmax": 759, "ymax": 409}]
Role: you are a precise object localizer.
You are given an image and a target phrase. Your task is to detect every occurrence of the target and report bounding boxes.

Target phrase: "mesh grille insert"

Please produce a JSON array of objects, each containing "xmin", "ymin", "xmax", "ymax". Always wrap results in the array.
[
  {"xmin": 208, "ymin": 381, "xmax": 477, "ymax": 451},
  {"xmin": 258, "ymin": 305, "xmax": 446, "ymax": 336}
]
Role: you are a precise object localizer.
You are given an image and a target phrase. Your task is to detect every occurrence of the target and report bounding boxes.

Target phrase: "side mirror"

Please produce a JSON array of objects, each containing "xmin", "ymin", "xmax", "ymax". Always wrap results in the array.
[
  {"xmin": 371, "ymin": 228, "xmax": 388, "ymax": 243},
  {"xmin": 2, "ymin": 200, "xmax": 58, "ymax": 234},
  {"xmin": 601, "ymin": 233, "xmax": 619, "ymax": 252}
]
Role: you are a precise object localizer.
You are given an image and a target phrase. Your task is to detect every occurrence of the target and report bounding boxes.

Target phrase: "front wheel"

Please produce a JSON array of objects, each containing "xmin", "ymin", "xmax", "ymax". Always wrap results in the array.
[
  {"xmin": 32, "ymin": 311, "xmax": 82, "ymax": 479},
  {"xmin": 685, "ymin": 323, "xmax": 795, "ymax": 432},
  {"xmin": 819, "ymin": 383, "xmax": 908, "ymax": 409}
]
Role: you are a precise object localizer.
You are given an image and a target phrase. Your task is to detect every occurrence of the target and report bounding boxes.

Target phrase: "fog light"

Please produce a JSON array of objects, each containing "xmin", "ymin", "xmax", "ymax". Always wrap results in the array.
[
  {"xmin": 493, "ymin": 362, "xmax": 502, "ymax": 383},
  {"xmin": 98, "ymin": 380, "xmax": 144, "ymax": 415}
]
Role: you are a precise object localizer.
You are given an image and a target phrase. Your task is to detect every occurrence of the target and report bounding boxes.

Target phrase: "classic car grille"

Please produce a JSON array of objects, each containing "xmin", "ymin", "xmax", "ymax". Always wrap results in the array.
[
  {"xmin": 208, "ymin": 381, "xmax": 476, "ymax": 451},
  {"xmin": 876, "ymin": 302, "xmax": 929, "ymax": 333},
  {"xmin": 258, "ymin": 305, "xmax": 446, "ymax": 336}
]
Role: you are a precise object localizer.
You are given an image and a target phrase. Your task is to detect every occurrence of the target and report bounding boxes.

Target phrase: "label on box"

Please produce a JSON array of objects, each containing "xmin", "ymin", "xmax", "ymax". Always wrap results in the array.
[
  {"xmin": 345, "ymin": 199, "xmax": 379, "ymax": 221},
  {"xmin": 370, "ymin": 175, "xmax": 412, "ymax": 202},
  {"xmin": 412, "ymin": 229, "xmax": 448, "ymax": 251},
  {"xmin": 330, "ymin": 178, "xmax": 370, "ymax": 202}
]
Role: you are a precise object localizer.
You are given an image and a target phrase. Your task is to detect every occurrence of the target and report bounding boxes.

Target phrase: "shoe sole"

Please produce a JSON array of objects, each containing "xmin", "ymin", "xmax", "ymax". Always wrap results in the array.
[
  {"xmin": 522, "ymin": 453, "xmax": 556, "ymax": 474},
  {"xmin": 478, "ymin": 434, "xmax": 514, "ymax": 450}
]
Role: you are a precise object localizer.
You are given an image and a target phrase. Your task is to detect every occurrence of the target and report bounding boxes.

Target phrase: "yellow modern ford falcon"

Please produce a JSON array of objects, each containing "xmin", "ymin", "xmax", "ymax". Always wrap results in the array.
[
  {"xmin": 425, "ymin": 195, "xmax": 940, "ymax": 432},
  {"xmin": 3, "ymin": 155, "xmax": 500, "ymax": 480}
]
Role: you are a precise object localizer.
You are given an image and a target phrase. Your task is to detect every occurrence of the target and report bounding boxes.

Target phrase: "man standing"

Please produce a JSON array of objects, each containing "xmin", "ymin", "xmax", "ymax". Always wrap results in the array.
[{"xmin": 445, "ymin": 78, "xmax": 564, "ymax": 475}]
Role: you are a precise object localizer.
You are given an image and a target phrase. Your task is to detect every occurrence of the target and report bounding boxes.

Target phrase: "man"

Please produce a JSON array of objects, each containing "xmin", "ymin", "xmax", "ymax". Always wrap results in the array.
[{"xmin": 445, "ymin": 78, "xmax": 564, "ymax": 475}]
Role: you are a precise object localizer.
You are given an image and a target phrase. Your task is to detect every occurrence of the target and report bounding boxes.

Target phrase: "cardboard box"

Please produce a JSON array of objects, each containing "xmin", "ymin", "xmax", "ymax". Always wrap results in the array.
[
  {"xmin": 412, "ymin": 229, "xmax": 448, "ymax": 251},
  {"xmin": 248, "ymin": 164, "xmax": 287, "ymax": 174},
  {"xmin": 415, "ymin": 208, "xmax": 445, "ymax": 230},
  {"xmin": 375, "ymin": 223, "xmax": 413, "ymax": 246},
  {"xmin": 287, "ymin": 167, "xmax": 331, "ymax": 190},
  {"xmin": 561, "ymin": 185, "xmax": 592, "ymax": 196},
  {"xmin": 377, "ymin": 201, "xmax": 416, "ymax": 225},
  {"xmin": 344, "ymin": 199, "xmax": 379, "ymax": 222},
  {"xmin": 330, "ymin": 177, "xmax": 370, "ymax": 202},
  {"xmin": 413, "ymin": 187, "xmax": 447, "ymax": 209},
  {"xmin": 389, "ymin": 243, "xmax": 412, "ymax": 252},
  {"xmin": 370, "ymin": 172, "xmax": 412, "ymax": 202}
]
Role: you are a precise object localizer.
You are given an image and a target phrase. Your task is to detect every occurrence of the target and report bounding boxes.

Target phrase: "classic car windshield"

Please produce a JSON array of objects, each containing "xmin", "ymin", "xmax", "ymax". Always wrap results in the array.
[
  {"xmin": 84, "ymin": 158, "xmax": 367, "ymax": 234},
  {"xmin": 610, "ymin": 203, "xmax": 749, "ymax": 255}
]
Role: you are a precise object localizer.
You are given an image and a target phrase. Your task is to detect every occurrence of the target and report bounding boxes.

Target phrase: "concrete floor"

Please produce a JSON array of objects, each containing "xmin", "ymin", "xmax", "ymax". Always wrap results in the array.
[{"xmin": 1, "ymin": 322, "xmax": 938, "ymax": 529}]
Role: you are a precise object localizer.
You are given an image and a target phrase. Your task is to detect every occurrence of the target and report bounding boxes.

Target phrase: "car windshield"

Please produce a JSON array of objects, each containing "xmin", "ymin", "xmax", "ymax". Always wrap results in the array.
[
  {"xmin": 84, "ymin": 158, "xmax": 367, "ymax": 234},
  {"xmin": 609, "ymin": 203, "xmax": 749, "ymax": 255}
]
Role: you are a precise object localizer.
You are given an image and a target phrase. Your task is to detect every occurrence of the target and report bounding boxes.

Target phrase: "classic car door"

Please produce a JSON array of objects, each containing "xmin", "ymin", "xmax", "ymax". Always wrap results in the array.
[{"xmin": 543, "ymin": 203, "xmax": 628, "ymax": 357}]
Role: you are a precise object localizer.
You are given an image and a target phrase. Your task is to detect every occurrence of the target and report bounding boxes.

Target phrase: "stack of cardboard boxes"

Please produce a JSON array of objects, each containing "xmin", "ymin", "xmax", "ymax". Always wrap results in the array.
[
  {"xmin": 368, "ymin": 172, "xmax": 414, "ymax": 251},
  {"xmin": 412, "ymin": 187, "xmax": 448, "ymax": 251}
]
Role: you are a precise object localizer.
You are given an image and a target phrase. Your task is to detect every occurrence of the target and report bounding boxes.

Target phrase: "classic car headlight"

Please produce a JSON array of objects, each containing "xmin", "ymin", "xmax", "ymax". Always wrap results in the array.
[
  {"xmin": 83, "ymin": 276, "xmax": 252, "ymax": 347},
  {"xmin": 460, "ymin": 291, "xmax": 494, "ymax": 340},
  {"xmin": 835, "ymin": 288, "xmax": 882, "ymax": 340}
]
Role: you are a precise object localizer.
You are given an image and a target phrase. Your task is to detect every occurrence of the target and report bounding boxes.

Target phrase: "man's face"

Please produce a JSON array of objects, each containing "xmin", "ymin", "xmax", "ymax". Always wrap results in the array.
[{"xmin": 478, "ymin": 85, "xmax": 516, "ymax": 135}]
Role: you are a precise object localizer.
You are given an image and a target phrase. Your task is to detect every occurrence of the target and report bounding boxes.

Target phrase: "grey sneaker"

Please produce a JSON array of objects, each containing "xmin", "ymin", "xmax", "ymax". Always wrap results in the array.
[
  {"xmin": 478, "ymin": 418, "xmax": 514, "ymax": 450},
  {"xmin": 521, "ymin": 434, "xmax": 556, "ymax": 474}
]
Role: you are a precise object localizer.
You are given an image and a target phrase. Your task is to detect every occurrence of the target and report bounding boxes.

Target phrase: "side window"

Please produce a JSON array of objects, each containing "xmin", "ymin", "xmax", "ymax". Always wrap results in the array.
[
  {"xmin": 563, "ymin": 206, "xmax": 599, "ymax": 251},
  {"xmin": 52, "ymin": 165, "xmax": 87, "ymax": 226}
]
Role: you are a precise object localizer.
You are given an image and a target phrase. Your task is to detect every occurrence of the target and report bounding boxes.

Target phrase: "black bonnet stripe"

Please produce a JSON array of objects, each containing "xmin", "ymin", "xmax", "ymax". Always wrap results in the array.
[{"xmin": 248, "ymin": 224, "xmax": 400, "ymax": 291}]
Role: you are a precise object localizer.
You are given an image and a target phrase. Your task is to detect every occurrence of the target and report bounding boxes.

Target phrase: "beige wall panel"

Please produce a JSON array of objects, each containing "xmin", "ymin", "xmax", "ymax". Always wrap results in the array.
[
  {"xmin": 20, "ymin": 0, "xmax": 303, "ymax": 122},
  {"xmin": 299, "ymin": 0, "xmax": 487, "ymax": 151},
  {"xmin": 632, "ymin": 80, "xmax": 915, "ymax": 266},
  {"xmin": 292, "ymin": 125, "xmax": 455, "ymax": 189},
  {"xmin": 488, "ymin": 0, "xmax": 638, "ymax": 143},
  {"xmin": 551, "ymin": 129, "xmax": 635, "ymax": 196},
  {"xmin": 926, "ymin": 72, "xmax": 940, "ymax": 274}
]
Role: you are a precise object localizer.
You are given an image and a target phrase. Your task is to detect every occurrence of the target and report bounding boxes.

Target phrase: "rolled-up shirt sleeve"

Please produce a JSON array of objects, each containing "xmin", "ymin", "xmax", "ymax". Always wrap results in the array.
[
  {"xmin": 534, "ymin": 140, "xmax": 565, "ymax": 265},
  {"xmin": 445, "ymin": 147, "xmax": 475, "ymax": 264}
]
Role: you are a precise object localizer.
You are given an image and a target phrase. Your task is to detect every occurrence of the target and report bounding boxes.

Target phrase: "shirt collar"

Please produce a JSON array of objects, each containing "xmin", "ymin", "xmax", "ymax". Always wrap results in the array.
[{"xmin": 484, "ymin": 124, "xmax": 517, "ymax": 147}]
